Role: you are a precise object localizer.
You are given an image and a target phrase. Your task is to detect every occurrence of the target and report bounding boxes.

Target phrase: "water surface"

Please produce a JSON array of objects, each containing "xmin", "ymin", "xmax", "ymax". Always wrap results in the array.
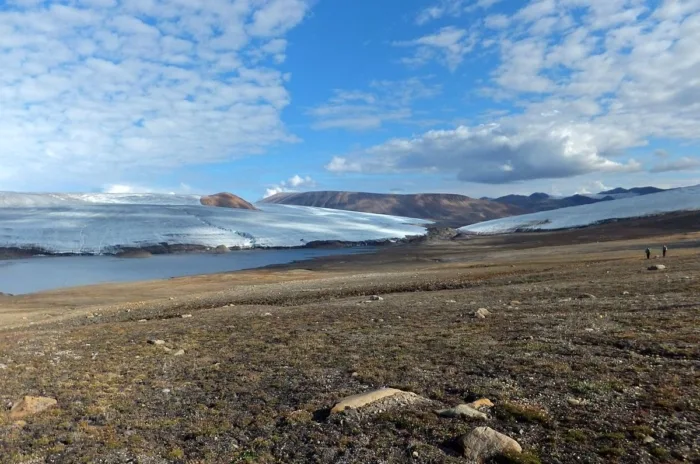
[{"xmin": 0, "ymin": 248, "xmax": 371, "ymax": 294}]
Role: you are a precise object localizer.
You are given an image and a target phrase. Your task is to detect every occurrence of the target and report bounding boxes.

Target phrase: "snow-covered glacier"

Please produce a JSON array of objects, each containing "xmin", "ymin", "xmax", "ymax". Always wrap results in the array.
[
  {"xmin": 461, "ymin": 184, "xmax": 700, "ymax": 234},
  {"xmin": 0, "ymin": 193, "xmax": 431, "ymax": 254}
]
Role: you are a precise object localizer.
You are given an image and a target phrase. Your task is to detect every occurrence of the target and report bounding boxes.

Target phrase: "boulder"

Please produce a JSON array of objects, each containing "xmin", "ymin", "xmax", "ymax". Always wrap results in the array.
[
  {"xmin": 9, "ymin": 396, "xmax": 58, "ymax": 419},
  {"xmin": 457, "ymin": 426, "xmax": 522, "ymax": 461}
]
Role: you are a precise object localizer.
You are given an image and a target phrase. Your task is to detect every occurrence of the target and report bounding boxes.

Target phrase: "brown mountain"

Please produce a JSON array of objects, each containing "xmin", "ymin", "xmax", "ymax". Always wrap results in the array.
[
  {"xmin": 261, "ymin": 191, "xmax": 522, "ymax": 227},
  {"xmin": 200, "ymin": 192, "xmax": 257, "ymax": 210}
]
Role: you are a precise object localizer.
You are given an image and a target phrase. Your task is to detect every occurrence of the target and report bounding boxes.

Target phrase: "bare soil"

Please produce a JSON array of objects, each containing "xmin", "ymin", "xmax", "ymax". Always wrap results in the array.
[{"xmin": 0, "ymin": 223, "xmax": 698, "ymax": 463}]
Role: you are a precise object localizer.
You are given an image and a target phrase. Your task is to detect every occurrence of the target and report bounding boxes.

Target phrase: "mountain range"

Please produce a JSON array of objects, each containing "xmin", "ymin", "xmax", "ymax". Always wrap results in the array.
[{"xmin": 261, "ymin": 187, "xmax": 667, "ymax": 227}]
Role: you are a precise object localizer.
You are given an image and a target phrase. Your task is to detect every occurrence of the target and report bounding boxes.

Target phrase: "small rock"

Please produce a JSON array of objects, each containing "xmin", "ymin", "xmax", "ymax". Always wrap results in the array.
[
  {"xmin": 12, "ymin": 420, "xmax": 27, "ymax": 429},
  {"xmin": 648, "ymin": 264, "xmax": 666, "ymax": 271},
  {"xmin": 263, "ymin": 312, "xmax": 273, "ymax": 317},
  {"xmin": 510, "ymin": 300, "xmax": 521, "ymax": 306},
  {"xmin": 622, "ymin": 291, "xmax": 630, "ymax": 295},
  {"xmin": 0, "ymin": 363, "xmax": 7, "ymax": 370},
  {"xmin": 468, "ymin": 398, "xmax": 495, "ymax": 410},
  {"xmin": 169, "ymin": 297, "xmax": 175, "ymax": 300},
  {"xmin": 162, "ymin": 389, "xmax": 171, "ymax": 394},
  {"xmin": 412, "ymin": 451, "xmax": 419, "ymax": 458},
  {"xmin": 368, "ymin": 295, "xmax": 384, "ymax": 301},
  {"xmin": 643, "ymin": 436, "xmax": 655, "ymax": 444},
  {"xmin": 9, "ymin": 396, "xmax": 58, "ymax": 419},
  {"xmin": 436, "ymin": 404, "xmax": 488, "ymax": 420},
  {"xmin": 457, "ymin": 426, "xmax": 522, "ymax": 461},
  {"xmin": 577, "ymin": 293, "xmax": 597, "ymax": 299},
  {"xmin": 473, "ymin": 308, "xmax": 491, "ymax": 319},
  {"xmin": 138, "ymin": 319, "xmax": 148, "ymax": 323},
  {"xmin": 147, "ymin": 339, "xmax": 166, "ymax": 345},
  {"xmin": 173, "ymin": 349, "xmax": 185, "ymax": 356},
  {"xmin": 567, "ymin": 397, "xmax": 584, "ymax": 406},
  {"xmin": 446, "ymin": 299, "xmax": 457, "ymax": 304},
  {"xmin": 350, "ymin": 371, "xmax": 359, "ymax": 377},
  {"xmin": 181, "ymin": 314, "xmax": 192, "ymax": 319}
]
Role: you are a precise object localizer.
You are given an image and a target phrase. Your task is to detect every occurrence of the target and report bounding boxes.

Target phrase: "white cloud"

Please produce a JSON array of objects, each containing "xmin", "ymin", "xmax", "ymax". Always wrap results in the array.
[
  {"xmin": 576, "ymin": 180, "xmax": 610, "ymax": 195},
  {"xmin": 394, "ymin": 26, "xmax": 477, "ymax": 71},
  {"xmin": 308, "ymin": 78, "xmax": 441, "ymax": 130},
  {"xmin": 650, "ymin": 157, "xmax": 700, "ymax": 173},
  {"xmin": 102, "ymin": 183, "xmax": 194, "ymax": 194},
  {"xmin": 0, "ymin": 0, "xmax": 311, "ymax": 190},
  {"xmin": 327, "ymin": 123, "xmax": 641, "ymax": 183},
  {"xmin": 330, "ymin": 0, "xmax": 700, "ymax": 184},
  {"xmin": 416, "ymin": 0, "xmax": 503, "ymax": 24},
  {"xmin": 263, "ymin": 174, "xmax": 316, "ymax": 198}
]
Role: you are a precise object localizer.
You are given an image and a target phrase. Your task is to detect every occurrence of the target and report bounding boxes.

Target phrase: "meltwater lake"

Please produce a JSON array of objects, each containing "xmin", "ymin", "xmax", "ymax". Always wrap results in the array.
[{"xmin": 0, "ymin": 248, "xmax": 372, "ymax": 295}]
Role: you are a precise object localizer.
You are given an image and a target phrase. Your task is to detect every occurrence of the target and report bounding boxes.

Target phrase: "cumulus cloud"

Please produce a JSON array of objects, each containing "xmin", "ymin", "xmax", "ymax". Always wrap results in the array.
[
  {"xmin": 327, "ymin": 124, "xmax": 641, "ymax": 183},
  {"xmin": 308, "ymin": 78, "xmax": 441, "ymax": 130},
  {"xmin": 330, "ymin": 0, "xmax": 700, "ymax": 184},
  {"xmin": 0, "ymin": 0, "xmax": 310, "ymax": 190},
  {"xmin": 394, "ymin": 27, "xmax": 477, "ymax": 71},
  {"xmin": 264, "ymin": 175, "xmax": 315, "ymax": 198},
  {"xmin": 650, "ymin": 157, "xmax": 700, "ymax": 173},
  {"xmin": 576, "ymin": 181, "xmax": 610, "ymax": 195}
]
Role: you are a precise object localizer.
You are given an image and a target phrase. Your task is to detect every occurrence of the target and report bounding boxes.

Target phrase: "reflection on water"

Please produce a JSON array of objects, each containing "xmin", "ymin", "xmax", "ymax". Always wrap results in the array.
[{"xmin": 0, "ymin": 248, "xmax": 372, "ymax": 294}]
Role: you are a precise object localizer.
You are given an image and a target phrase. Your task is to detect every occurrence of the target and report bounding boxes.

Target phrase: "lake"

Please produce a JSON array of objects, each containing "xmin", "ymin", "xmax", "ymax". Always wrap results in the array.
[{"xmin": 0, "ymin": 248, "xmax": 372, "ymax": 294}]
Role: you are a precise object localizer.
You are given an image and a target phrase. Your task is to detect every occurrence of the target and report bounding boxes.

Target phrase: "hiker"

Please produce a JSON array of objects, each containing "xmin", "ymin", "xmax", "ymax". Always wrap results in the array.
[
  {"xmin": 663, "ymin": 245, "xmax": 668, "ymax": 258},
  {"xmin": 645, "ymin": 248, "xmax": 651, "ymax": 259}
]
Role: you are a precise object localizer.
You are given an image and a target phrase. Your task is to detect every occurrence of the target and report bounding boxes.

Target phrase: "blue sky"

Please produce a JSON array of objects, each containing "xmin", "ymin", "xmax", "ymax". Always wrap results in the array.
[{"xmin": 1, "ymin": 0, "xmax": 699, "ymax": 200}]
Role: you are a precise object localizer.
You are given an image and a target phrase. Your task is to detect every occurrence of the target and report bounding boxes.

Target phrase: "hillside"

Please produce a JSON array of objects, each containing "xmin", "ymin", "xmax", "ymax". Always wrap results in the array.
[
  {"xmin": 261, "ymin": 191, "xmax": 521, "ymax": 227},
  {"xmin": 491, "ymin": 192, "xmax": 601, "ymax": 213},
  {"xmin": 200, "ymin": 192, "xmax": 257, "ymax": 210}
]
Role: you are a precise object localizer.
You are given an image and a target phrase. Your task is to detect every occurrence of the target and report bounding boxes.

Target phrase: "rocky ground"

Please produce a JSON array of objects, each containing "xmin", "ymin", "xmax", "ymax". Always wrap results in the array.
[{"xmin": 0, "ymin": 226, "xmax": 699, "ymax": 463}]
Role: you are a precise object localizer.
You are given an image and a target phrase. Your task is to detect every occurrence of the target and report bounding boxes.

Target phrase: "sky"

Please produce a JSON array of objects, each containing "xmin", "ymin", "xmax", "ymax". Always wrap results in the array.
[{"xmin": 1, "ymin": 0, "xmax": 699, "ymax": 201}]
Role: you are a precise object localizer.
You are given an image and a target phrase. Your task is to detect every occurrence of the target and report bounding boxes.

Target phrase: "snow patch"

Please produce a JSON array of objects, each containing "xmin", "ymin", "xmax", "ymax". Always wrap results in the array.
[{"xmin": 461, "ymin": 185, "xmax": 700, "ymax": 234}]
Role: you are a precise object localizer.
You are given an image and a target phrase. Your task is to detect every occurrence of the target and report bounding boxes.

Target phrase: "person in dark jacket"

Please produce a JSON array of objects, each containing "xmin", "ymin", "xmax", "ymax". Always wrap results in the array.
[
  {"xmin": 663, "ymin": 245, "xmax": 668, "ymax": 258},
  {"xmin": 646, "ymin": 248, "xmax": 651, "ymax": 259}
]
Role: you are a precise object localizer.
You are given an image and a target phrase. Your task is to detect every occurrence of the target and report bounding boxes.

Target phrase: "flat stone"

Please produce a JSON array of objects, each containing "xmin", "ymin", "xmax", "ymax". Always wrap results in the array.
[
  {"xmin": 457, "ymin": 426, "xmax": 522, "ymax": 461},
  {"xmin": 9, "ymin": 396, "xmax": 58, "ymax": 419},
  {"xmin": 473, "ymin": 308, "xmax": 491, "ymax": 319},
  {"xmin": 181, "ymin": 314, "xmax": 193, "ymax": 319},
  {"xmin": 148, "ymin": 339, "xmax": 166, "ymax": 345},
  {"xmin": 330, "ymin": 388, "xmax": 425, "ymax": 414},
  {"xmin": 509, "ymin": 301, "xmax": 521, "ymax": 306},
  {"xmin": 368, "ymin": 295, "xmax": 384, "ymax": 301},
  {"xmin": 648, "ymin": 264, "xmax": 666, "ymax": 271},
  {"xmin": 173, "ymin": 349, "xmax": 185, "ymax": 356},
  {"xmin": 468, "ymin": 398, "xmax": 495, "ymax": 410},
  {"xmin": 643, "ymin": 436, "xmax": 655, "ymax": 444},
  {"xmin": 436, "ymin": 404, "xmax": 488, "ymax": 420}
]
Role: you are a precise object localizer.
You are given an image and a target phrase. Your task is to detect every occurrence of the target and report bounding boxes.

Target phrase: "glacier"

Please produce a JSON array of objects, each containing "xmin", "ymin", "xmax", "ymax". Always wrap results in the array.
[
  {"xmin": 0, "ymin": 192, "xmax": 431, "ymax": 255},
  {"xmin": 461, "ymin": 184, "xmax": 700, "ymax": 234}
]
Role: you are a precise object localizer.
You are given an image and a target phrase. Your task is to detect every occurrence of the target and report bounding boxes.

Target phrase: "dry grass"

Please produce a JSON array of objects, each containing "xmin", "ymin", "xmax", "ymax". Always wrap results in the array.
[{"xmin": 0, "ymin": 234, "xmax": 699, "ymax": 463}]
